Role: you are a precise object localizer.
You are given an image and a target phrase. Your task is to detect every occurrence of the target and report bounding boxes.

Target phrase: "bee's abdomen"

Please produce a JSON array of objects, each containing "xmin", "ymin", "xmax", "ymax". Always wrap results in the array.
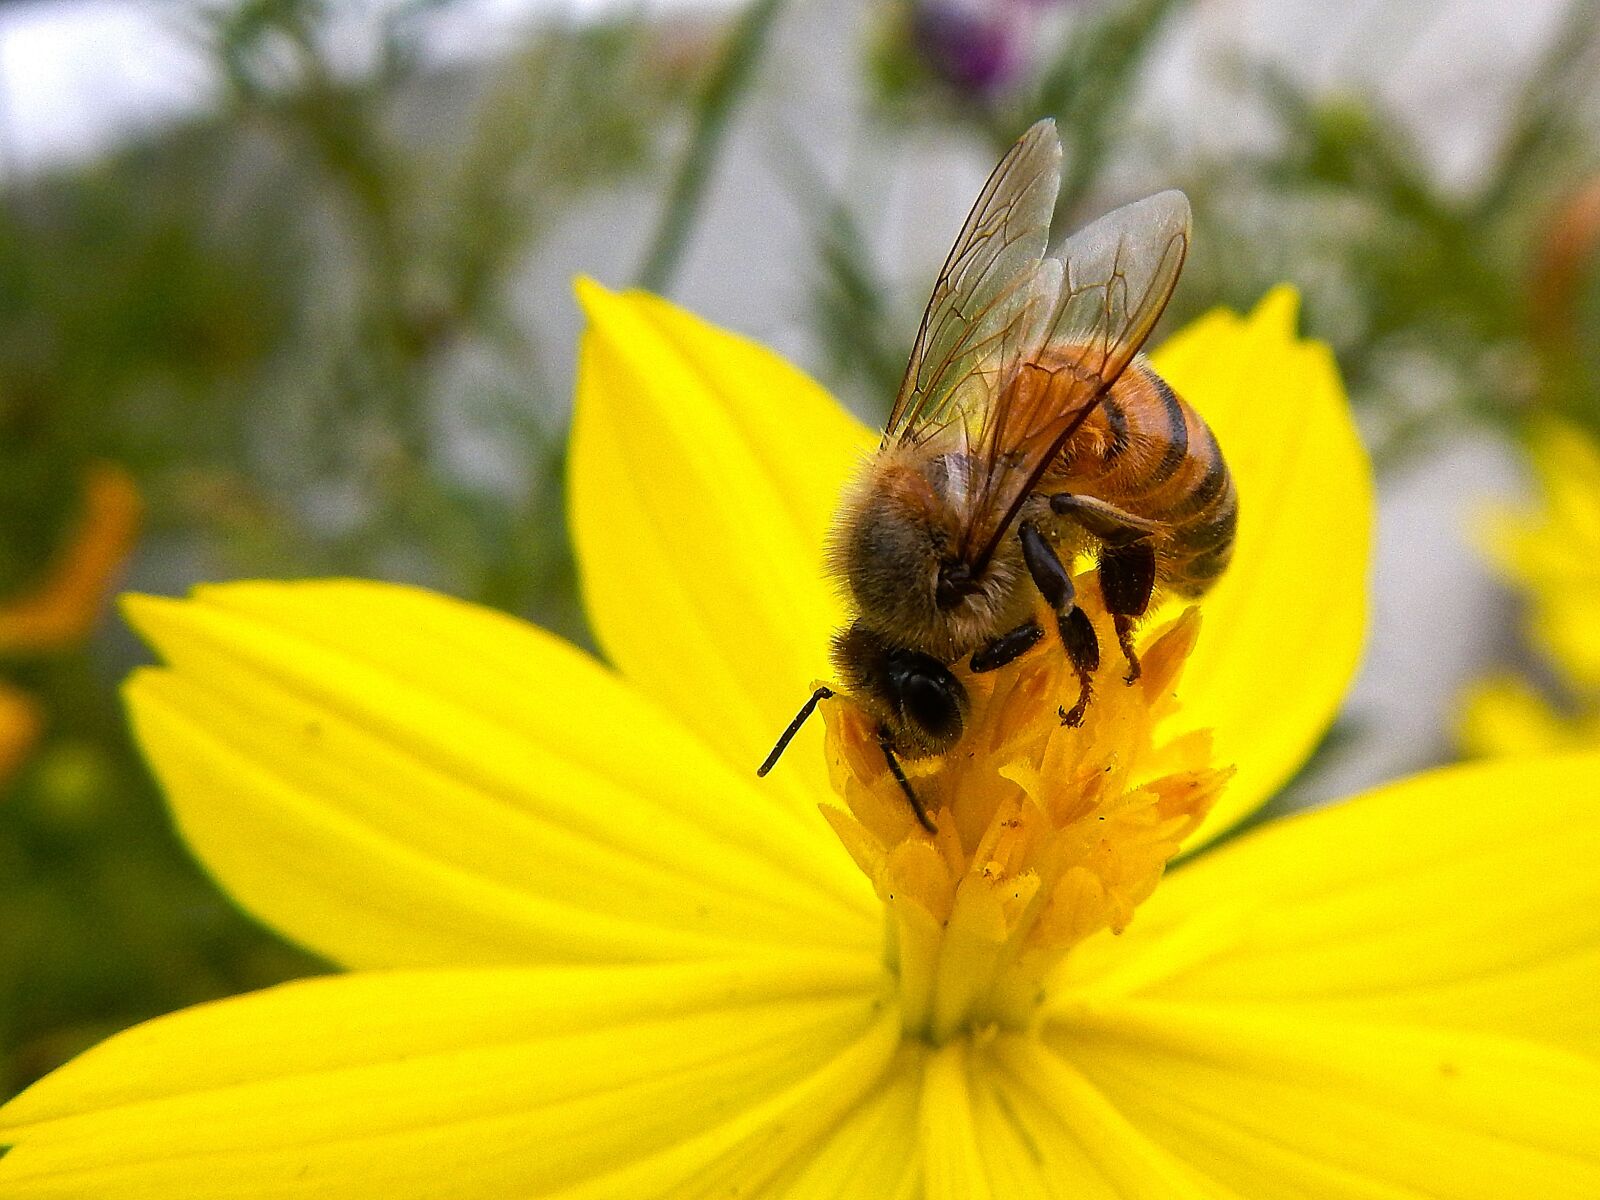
[{"xmin": 1052, "ymin": 359, "xmax": 1237, "ymax": 598}]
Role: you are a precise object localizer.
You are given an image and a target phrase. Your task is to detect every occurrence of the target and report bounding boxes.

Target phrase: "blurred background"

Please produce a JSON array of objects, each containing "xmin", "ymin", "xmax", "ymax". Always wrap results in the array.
[{"xmin": 3, "ymin": 0, "xmax": 1599, "ymax": 1099}]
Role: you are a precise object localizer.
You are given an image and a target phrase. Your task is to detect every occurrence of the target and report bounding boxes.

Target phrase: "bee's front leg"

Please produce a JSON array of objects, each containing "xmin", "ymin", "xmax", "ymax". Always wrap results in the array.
[
  {"xmin": 878, "ymin": 732, "xmax": 937, "ymax": 834},
  {"xmin": 969, "ymin": 618, "xmax": 1044, "ymax": 673},
  {"xmin": 1017, "ymin": 520, "xmax": 1098, "ymax": 726}
]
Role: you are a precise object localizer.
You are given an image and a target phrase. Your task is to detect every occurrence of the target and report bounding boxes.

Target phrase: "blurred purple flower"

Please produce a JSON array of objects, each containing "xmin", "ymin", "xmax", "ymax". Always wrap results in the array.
[
  {"xmin": 911, "ymin": 1, "xmax": 1024, "ymax": 95},
  {"xmin": 910, "ymin": 0, "xmax": 1077, "ymax": 96}
]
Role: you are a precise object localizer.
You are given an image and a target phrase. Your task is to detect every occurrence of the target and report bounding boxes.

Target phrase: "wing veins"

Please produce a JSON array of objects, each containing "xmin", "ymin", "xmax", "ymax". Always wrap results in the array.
[{"xmin": 879, "ymin": 121, "xmax": 1191, "ymax": 588}]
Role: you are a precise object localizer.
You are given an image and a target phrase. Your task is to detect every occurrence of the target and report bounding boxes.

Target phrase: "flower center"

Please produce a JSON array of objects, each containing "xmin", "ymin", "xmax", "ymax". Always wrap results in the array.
[{"xmin": 819, "ymin": 576, "xmax": 1231, "ymax": 1045}]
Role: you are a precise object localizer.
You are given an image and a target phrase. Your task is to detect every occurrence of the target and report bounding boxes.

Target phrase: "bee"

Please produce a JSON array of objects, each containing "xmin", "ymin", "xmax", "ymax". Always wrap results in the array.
[{"xmin": 758, "ymin": 119, "xmax": 1235, "ymax": 831}]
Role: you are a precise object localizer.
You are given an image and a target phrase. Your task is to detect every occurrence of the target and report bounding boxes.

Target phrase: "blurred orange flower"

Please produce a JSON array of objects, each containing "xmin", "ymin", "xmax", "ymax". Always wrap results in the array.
[
  {"xmin": 0, "ymin": 462, "xmax": 144, "ymax": 654},
  {"xmin": 0, "ymin": 461, "xmax": 143, "ymax": 790},
  {"xmin": 0, "ymin": 683, "xmax": 43, "ymax": 789}
]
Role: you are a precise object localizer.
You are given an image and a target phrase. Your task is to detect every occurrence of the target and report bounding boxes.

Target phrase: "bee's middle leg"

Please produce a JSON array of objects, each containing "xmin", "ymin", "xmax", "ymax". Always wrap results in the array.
[
  {"xmin": 1017, "ymin": 520, "xmax": 1098, "ymax": 726},
  {"xmin": 1049, "ymin": 493, "xmax": 1159, "ymax": 685}
]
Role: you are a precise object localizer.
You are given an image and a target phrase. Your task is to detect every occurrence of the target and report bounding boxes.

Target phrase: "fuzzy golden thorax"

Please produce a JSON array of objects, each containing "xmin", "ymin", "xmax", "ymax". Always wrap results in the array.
[{"xmin": 826, "ymin": 446, "xmax": 1032, "ymax": 663}]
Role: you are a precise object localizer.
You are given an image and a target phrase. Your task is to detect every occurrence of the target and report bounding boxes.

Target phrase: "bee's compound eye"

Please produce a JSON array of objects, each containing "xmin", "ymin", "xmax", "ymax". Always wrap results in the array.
[{"xmin": 900, "ymin": 668, "xmax": 965, "ymax": 747}]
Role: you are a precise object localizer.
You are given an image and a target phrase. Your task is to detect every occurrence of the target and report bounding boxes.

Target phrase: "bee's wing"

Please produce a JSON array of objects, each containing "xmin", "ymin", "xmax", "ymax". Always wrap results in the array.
[
  {"xmin": 885, "ymin": 120, "xmax": 1062, "ymax": 449},
  {"xmin": 956, "ymin": 189, "xmax": 1192, "ymax": 568},
  {"xmin": 1039, "ymin": 188, "xmax": 1190, "ymax": 393}
]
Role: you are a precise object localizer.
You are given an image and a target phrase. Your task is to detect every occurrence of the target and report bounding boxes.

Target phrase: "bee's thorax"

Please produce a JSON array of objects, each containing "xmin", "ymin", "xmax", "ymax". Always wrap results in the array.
[{"xmin": 826, "ymin": 448, "xmax": 1030, "ymax": 663}]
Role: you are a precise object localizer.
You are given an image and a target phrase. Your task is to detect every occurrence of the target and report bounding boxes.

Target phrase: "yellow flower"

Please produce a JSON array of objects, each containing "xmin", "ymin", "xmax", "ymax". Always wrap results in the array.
[
  {"xmin": 1459, "ymin": 421, "xmax": 1600, "ymax": 755},
  {"xmin": 3, "ymin": 286, "xmax": 1598, "ymax": 1197}
]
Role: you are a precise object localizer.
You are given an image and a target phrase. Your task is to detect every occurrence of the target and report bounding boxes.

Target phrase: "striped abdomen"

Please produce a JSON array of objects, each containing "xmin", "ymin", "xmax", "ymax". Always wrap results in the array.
[{"xmin": 1046, "ymin": 356, "xmax": 1236, "ymax": 598}]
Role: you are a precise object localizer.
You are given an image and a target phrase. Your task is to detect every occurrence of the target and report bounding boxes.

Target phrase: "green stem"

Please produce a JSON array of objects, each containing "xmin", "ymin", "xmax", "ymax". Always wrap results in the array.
[{"xmin": 635, "ymin": 0, "xmax": 787, "ymax": 293}]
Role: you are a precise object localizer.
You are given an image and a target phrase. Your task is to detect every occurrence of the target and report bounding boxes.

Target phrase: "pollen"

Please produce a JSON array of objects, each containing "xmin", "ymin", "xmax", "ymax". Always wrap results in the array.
[{"xmin": 819, "ymin": 577, "xmax": 1232, "ymax": 1045}]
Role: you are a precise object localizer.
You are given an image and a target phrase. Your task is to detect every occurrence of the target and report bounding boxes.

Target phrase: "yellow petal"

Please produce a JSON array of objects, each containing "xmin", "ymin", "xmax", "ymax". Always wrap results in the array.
[
  {"xmin": 919, "ymin": 1043, "xmax": 993, "ymax": 1200},
  {"xmin": 0, "ymin": 959, "xmax": 898, "ymax": 1199},
  {"xmin": 1457, "ymin": 674, "xmax": 1600, "ymax": 758},
  {"xmin": 986, "ymin": 1037, "xmax": 1237, "ymax": 1199},
  {"xmin": 123, "ymin": 580, "xmax": 874, "ymax": 970},
  {"xmin": 1150, "ymin": 288, "xmax": 1372, "ymax": 848},
  {"xmin": 758, "ymin": 1047, "xmax": 923, "ymax": 1199},
  {"xmin": 1052, "ymin": 1002, "xmax": 1600, "ymax": 1199},
  {"xmin": 1058, "ymin": 753, "xmax": 1600, "ymax": 1055},
  {"xmin": 570, "ymin": 281, "xmax": 876, "ymax": 813},
  {"xmin": 1532, "ymin": 588, "xmax": 1600, "ymax": 693},
  {"xmin": 1484, "ymin": 421, "xmax": 1600, "ymax": 692}
]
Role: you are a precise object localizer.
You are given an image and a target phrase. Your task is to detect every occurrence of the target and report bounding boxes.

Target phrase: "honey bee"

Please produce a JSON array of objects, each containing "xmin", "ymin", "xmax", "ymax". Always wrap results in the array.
[{"xmin": 758, "ymin": 119, "xmax": 1235, "ymax": 831}]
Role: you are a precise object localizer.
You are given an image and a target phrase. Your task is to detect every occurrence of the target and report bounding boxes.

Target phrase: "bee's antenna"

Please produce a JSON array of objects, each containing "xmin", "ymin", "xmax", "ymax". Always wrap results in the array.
[{"xmin": 757, "ymin": 686, "xmax": 834, "ymax": 777}]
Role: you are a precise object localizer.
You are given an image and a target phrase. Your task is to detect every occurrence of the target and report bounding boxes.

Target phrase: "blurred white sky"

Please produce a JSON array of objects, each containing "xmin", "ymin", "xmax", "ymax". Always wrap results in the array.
[
  {"xmin": 0, "ymin": 0, "xmax": 1574, "ymax": 180},
  {"xmin": 0, "ymin": 0, "xmax": 741, "ymax": 172}
]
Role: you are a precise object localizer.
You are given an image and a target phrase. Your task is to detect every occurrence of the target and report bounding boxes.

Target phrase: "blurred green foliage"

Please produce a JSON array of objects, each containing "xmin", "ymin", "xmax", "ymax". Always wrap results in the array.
[
  {"xmin": 1179, "ymin": 0, "xmax": 1600, "ymax": 467},
  {"xmin": 3, "ymin": 0, "xmax": 1599, "ymax": 1101},
  {"xmin": 5, "ymin": 0, "xmax": 681, "ymax": 609}
]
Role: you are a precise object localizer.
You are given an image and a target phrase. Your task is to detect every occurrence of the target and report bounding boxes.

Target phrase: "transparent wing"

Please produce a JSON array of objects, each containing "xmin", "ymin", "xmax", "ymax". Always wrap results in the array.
[
  {"xmin": 954, "ymin": 190, "xmax": 1193, "ymax": 568},
  {"xmin": 1039, "ymin": 189, "xmax": 1191, "ymax": 395},
  {"xmin": 885, "ymin": 119, "xmax": 1062, "ymax": 449}
]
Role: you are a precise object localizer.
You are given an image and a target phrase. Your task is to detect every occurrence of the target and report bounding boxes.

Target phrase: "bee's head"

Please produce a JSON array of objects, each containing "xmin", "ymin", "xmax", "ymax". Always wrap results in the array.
[
  {"xmin": 829, "ymin": 621, "xmax": 968, "ymax": 760},
  {"xmin": 826, "ymin": 450, "xmax": 1022, "ymax": 660}
]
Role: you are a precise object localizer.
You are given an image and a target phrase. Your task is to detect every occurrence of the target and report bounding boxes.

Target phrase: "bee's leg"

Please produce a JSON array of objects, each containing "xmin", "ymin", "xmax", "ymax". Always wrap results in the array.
[
  {"xmin": 969, "ymin": 618, "xmax": 1044, "ymax": 673},
  {"xmin": 1049, "ymin": 493, "xmax": 1161, "ymax": 545},
  {"xmin": 879, "ymin": 732, "xmax": 937, "ymax": 834},
  {"xmin": 1097, "ymin": 540, "xmax": 1157, "ymax": 683},
  {"xmin": 1046, "ymin": 494, "xmax": 1159, "ymax": 685},
  {"xmin": 1019, "ymin": 520, "xmax": 1098, "ymax": 725},
  {"xmin": 1056, "ymin": 606, "xmax": 1100, "ymax": 726}
]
